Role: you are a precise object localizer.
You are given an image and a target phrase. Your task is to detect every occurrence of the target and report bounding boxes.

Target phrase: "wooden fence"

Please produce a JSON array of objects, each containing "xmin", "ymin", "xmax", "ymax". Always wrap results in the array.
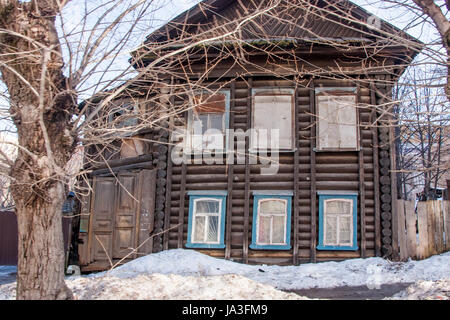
[{"xmin": 396, "ymin": 200, "xmax": 450, "ymax": 260}]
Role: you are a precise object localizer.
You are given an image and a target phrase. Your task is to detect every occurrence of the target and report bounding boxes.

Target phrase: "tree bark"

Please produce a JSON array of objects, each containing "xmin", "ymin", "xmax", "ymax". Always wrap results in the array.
[
  {"xmin": 0, "ymin": 0, "xmax": 76, "ymax": 299},
  {"xmin": 15, "ymin": 184, "xmax": 73, "ymax": 300}
]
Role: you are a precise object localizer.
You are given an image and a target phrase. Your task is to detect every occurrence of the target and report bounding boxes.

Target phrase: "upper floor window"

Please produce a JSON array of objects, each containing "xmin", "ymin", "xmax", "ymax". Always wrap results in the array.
[
  {"xmin": 317, "ymin": 191, "xmax": 358, "ymax": 251},
  {"xmin": 108, "ymin": 101, "xmax": 140, "ymax": 130},
  {"xmin": 251, "ymin": 89, "xmax": 295, "ymax": 151},
  {"xmin": 186, "ymin": 91, "xmax": 230, "ymax": 154},
  {"xmin": 315, "ymin": 88, "xmax": 359, "ymax": 151}
]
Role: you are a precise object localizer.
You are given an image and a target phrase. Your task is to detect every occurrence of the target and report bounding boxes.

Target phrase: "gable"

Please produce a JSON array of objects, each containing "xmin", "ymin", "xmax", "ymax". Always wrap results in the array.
[{"xmin": 145, "ymin": 0, "xmax": 418, "ymax": 46}]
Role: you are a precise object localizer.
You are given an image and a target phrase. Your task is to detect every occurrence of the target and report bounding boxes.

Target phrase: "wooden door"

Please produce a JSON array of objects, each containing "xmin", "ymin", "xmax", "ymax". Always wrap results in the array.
[
  {"xmin": 91, "ymin": 177, "xmax": 116, "ymax": 263},
  {"xmin": 113, "ymin": 173, "xmax": 139, "ymax": 259},
  {"xmin": 85, "ymin": 170, "xmax": 156, "ymax": 268}
]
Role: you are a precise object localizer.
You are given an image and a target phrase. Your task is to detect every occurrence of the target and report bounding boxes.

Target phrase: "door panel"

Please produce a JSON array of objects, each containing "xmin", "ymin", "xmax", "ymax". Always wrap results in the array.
[
  {"xmin": 91, "ymin": 177, "xmax": 115, "ymax": 262},
  {"xmin": 92, "ymin": 233, "xmax": 113, "ymax": 262},
  {"xmin": 113, "ymin": 174, "xmax": 138, "ymax": 259}
]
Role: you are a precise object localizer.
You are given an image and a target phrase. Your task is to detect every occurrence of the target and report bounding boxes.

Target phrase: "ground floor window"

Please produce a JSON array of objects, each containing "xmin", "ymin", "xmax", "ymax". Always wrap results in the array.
[
  {"xmin": 250, "ymin": 191, "xmax": 292, "ymax": 250},
  {"xmin": 186, "ymin": 191, "xmax": 227, "ymax": 249},
  {"xmin": 317, "ymin": 191, "xmax": 358, "ymax": 251}
]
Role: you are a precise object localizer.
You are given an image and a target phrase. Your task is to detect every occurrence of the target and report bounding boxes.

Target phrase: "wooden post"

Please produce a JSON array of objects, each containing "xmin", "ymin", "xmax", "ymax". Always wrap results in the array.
[
  {"xmin": 432, "ymin": 201, "xmax": 444, "ymax": 254},
  {"xmin": 309, "ymin": 80, "xmax": 317, "ymax": 263},
  {"xmin": 163, "ymin": 113, "xmax": 174, "ymax": 251},
  {"xmin": 389, "ymin": 123, "xmax": 399, "ymax": 260},
  {"xmin": 417, "ymin": 202, "xmax": 430, "ymax": 259},
  {"xmin": 357, "ymin": 86, "xmax": 366, "ymax": 258},
  {"xmin": 178, "ymin": 161, "xmax": 187, "ymax": 248},
  {"xmin": 426, "ymin": 201, "xmax": 437, "ymax": 256},
  {"xmin": 370, "ymin": 83, "xmax": 381, "ymax": 257},
  {"xmin": 396, "ymin": 199, "xmax": 407, "ymax": 260},
  {"xmin": 243, "ymin": 77, "xmax": 252, "ymax": 264},
  {"xmin": 293, "ymin": 86, "xmax": 299, "ymax": 265},
  {"xmin": 443, "ymin": 201, "xmax": 450, "ymax": 251},
  {"xmin": 405, "ymin": 200, "xmax": 417, "ymax": 259},
  {"xmin": 225, "ymin": 82, "xmax": 235, "ymax": 260}
]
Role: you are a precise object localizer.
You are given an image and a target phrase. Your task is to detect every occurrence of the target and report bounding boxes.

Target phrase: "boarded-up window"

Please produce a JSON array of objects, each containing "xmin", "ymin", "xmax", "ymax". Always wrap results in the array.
[
  {"xmin": 252, "ymin": 91, "xmax": 294, "ymax": 150},
  {"xmin": 187, "ymin": 91, "xmax": 229, "ymax": 153},
  {"xmin": 316, "ymin": 93, "xmax": 359, "ymax": 150}
]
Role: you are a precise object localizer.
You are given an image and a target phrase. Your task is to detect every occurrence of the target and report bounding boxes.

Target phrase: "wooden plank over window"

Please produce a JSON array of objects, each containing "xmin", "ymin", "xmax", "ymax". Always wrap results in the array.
[
  {"xmin": 192, "ymin": 93, "xmax": 227, "ymax": 114},
  {"xmin": 315, "ymin": 89, "xmax": 359, "ymax": 151},
  {"xmin": 251, "ymin": 89, "xmax": 295, "ymax": 151}
]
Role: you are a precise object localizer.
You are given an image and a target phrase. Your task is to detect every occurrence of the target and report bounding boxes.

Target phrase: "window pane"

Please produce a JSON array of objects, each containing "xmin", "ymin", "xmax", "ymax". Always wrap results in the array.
[
  {"xmin": 336, "ymin": 95, "xmax": 358, "ymax": 149},
  {"xmin": 209, "ymin": 114, "xmax": 224, "ymax": 132},
  {"xmin": 258, "ymin": 216, "xmax": 271, "ymax": 244},
  {"xmin": 339, "ymin": 216, "xmax": 352, "ymax": 245},
  {"xmin": 326, "ymin": 200, "xmax": 351, "ymax": 215},
  {"xmin": 196, "ymin": 200, "xmax": 220, "ymax": 214},
  {"xmin": 206, "ymin": 216, "xmax": 219, "ymax": 243},
  {"xmin": 325, "ymin": 216, "xmax": 338, "ymax": 245},
  {"xmin": 259, "ymin": 200, "xmax": 285, "ymax": 214},
  {"xmin": 317, "ymin": 95, "xmax": 339, "ymax": 149},
  {"xmin": 272, "ymin": 215, "xmax": 286, "ymax": 244},
  {"xmin": 193, "ymin": 216, "xmax": 205, "ymax": 242}
]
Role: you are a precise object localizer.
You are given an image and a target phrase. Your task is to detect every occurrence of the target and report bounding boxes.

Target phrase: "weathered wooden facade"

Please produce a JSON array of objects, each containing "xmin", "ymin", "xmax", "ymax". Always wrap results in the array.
[{"xmin": 77, "ymin": 0, "xmax": 420, "ymax": 271}]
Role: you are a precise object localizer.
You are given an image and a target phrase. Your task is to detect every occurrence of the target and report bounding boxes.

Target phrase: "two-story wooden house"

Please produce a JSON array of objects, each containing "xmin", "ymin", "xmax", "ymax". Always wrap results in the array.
[{"xmin": 76, "ymin": 0, "xmax": 421, "ymax": 271}]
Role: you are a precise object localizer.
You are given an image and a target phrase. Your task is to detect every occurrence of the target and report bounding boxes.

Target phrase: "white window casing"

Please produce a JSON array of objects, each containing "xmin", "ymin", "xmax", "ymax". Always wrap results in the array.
[
  {"xmin": 191, "ymin": 198, "xmax": 223, "ymax": 244},
  {"xmin": 256, "ymin": 198, "xmax": 288, "ymax": 245},
  {"xmin": 323, "ymin": 198, "xmax": 354, "ymax": 247}
]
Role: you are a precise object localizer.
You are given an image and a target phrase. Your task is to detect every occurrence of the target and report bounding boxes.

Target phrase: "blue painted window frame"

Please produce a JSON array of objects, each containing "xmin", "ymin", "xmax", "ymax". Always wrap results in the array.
[
  {"xmin": 317, "ymin": 192, "xmax": 358, "ymax": 251},
  {"xmin": 186, "ymin": 191, "xmax": 227, "ymax": 249},
  {"xmin": 250, "ymin": 191, "xmax": 292, "ymax": 250}
]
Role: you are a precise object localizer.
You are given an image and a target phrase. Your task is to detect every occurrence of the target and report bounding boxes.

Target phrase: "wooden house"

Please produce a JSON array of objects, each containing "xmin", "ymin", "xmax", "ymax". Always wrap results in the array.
[{"xmin": 76, "ymin": 0, "xmax": 421, "ymax": 271}]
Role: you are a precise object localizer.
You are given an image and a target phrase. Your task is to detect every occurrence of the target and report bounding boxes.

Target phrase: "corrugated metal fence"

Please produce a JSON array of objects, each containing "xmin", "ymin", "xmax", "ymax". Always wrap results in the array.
[{"xmin": 0, "ymin": 211, "xmax": 73, "ymax": 265}]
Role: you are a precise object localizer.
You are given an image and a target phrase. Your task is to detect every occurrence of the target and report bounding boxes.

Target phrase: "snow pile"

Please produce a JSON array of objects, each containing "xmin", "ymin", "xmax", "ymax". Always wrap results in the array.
[
  {"xmin": 101, "ymin": 249, "xmax": 450, "ymax": 290},
  {"xmin": 69, "ymin": 274, "xmax": 305, "ymax": 300},
  {"xmin": 1, "ymin": 249, "xmax": 449, "ymax": 300},
  {"xmin": 0, "ymin": 274, "xmax": 305, "ymax": 300},
  {"xmin": 388, "ymin": 278, "xmax": 450, "ymax": 300}
]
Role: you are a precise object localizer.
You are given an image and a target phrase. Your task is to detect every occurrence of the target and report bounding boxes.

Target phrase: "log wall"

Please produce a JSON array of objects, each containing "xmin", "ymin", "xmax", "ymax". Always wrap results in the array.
[{"xmin": 163, "ymin": 76, "xmax": 382, "ymax": 264}]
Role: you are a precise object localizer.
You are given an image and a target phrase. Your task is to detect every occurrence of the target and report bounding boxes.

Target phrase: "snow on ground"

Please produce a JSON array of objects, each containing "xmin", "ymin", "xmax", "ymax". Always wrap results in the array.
[
  {"xmin": 0, "ymin": 249, "xmax": 449, "ymax": 300},
  {"xmin": 0, "ymin": 273, "xmax": 304, "ymax": 300},
  {"xmin": 387, "ymin": 279, "xmax": 450, "ymax": 300},
  {"xmin": 101, "ymin": 249, "xmax": 450, "ymax": 290}
]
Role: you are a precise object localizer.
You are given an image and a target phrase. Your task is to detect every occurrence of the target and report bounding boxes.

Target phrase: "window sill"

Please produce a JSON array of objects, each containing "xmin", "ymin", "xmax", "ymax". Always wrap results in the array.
[
  {"xmin": 313, "ymin": 147, "xmax": 361, "ymax": 152},
  {"xmin": 316, "ymin": 245, "xmax": 358, "ymax": 251},
  {"xmin": 185, "ymin": 243, "xmax": 226, "ymax": 249},
  {"xmin": 249, "ymin": 243, "xmax": 291, "ymax": 250},
  {"xmin": 183, "ymin": 150, "xmax": 229, "ymax": 156},
  {"xmin": 248, "ymin": 148, "xmax": 297, "ymax": 154}
]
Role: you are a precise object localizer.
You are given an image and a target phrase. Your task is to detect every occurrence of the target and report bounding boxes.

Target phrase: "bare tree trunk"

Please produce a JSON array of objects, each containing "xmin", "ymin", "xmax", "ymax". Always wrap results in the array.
[
  {"xmin": 0, "ymin": 0, "xmax": 76, "ymax": 299},
  {"xmin": 15, "ymin": 184, "xmax": 72, "ymax": 300}
]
